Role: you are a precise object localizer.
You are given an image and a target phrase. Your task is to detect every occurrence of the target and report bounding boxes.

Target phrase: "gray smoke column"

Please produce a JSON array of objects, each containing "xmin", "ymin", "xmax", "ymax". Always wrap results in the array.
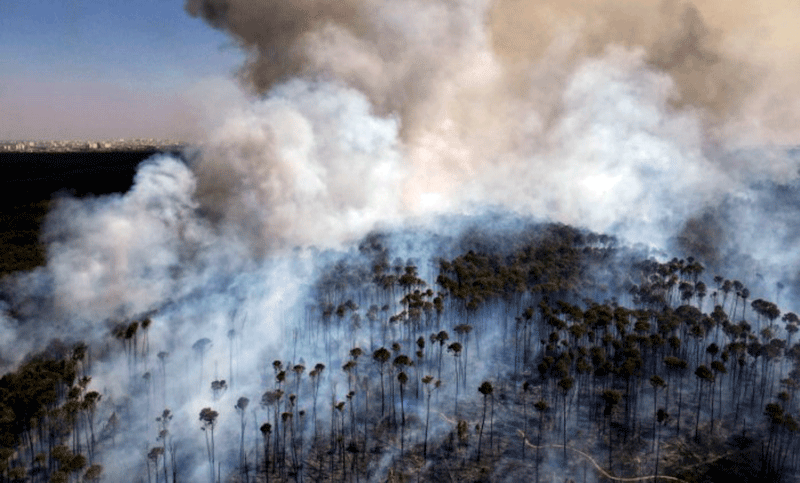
[{"xmin": 184, "ymin": 0, "xmax": 800, "ymax": 251}]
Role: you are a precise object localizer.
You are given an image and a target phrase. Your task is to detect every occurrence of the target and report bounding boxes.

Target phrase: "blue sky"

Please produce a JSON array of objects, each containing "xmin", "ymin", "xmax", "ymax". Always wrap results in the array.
[{"xmin": 0, "ymin": 0, "xmax": 245, "ymax": 140}]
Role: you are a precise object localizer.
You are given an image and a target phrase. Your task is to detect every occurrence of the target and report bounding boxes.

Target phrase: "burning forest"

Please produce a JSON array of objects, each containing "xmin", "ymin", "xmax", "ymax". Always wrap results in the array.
[{"xmin": 3, "ymin": 0, "xmax": 800, "ymax": 482}]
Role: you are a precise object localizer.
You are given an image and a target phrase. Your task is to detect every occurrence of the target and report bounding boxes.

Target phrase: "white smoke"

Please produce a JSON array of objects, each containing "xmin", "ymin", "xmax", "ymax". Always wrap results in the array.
[{"xmin": 191, "ymin": 79, "xmax": 404, "ymax": 252}]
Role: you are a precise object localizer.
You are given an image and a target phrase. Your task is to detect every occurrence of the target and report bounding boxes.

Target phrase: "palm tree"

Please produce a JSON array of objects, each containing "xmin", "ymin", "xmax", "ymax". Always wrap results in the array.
[
  {"xmin": 260, "ymin": 389, "xmax": 283, "ymax": 470},
  {"xmin": 81, "ymin": 390, "xmax": 101, "ymax": 462},
  {"xmin": 397, "ymin": 371, "xmax": 408, "ymax": 456},
  {"xmin": 84, "ymin": 464, "xmax": 103, "ymax": 482},
  {"xmin": 211, "ymin": 379, "xmax": 227, "ymax": 400},
  {"xmin": 236, "ymin": 397, "xmax": 249, "ymax": 478},
  {"xmin": 436, "ymin": 330, "xmax": 449, "ymax": 379},
  {"xmin": 156, "ymin": 409, "xmax": 172, "ymax": 483},
  {"xmin": 694, "ymin": 365, "xmax": 714, "ymax": 440},
  {"xmin": 342, "ymin": 360, "xmax": 356, "ymax": 395},
  {"xmin": 292, "ymin": 364, "xmax": 305, "ymax": 401},
  {"xmin": 125, "ymin": 321, "xmax": 139, "ymax": 370},
  {"xmin": 309, "ymin": 363, "xmax": 325, "ymax": 438},
  {"xmin": 649, "ymin": 375, "xmax": 666, "ymax": 475},
  {"xmin": 421, "ymin": 375, "xmax": 439, "ymax": 458},
  {"xmin": 147, "ymin": 447, "xmax": 164, "ymax": 483},
  {"xmin": 447, "ymin": 342, "xmax": 463, "ymax": 415},
  {"xmin": 393, "ymin": 354, "xmax": 412, "ymax": 428},
  {"xmin": 454, "ymin": 324, "xmax": 473, "ymax": 387},
  {"xmin": 372, "ymin": 347, "xmax": 391, "ymax": 416},
  {"xmin": 477, "ymin": 381, "xmax": 493, "ymax": 461},
  {"xmin": 141, "ymin": 317, "xmax": 152, "ymax": 361},
  {"xmin": 664, "ymin": 356, "xmax": 688, "ymax": 436},
  {"xmin": 199, "ymin": 407, "xmax": 219, "ymax": 483},
  {"xmin": 260, "ymin": 423, "xmax": 271, "ymax": 483}
]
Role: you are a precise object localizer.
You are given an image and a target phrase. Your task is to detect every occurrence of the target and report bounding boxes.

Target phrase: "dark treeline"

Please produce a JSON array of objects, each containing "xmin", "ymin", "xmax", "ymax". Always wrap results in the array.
[
  {"xmin": 0, "ymin": 341, "xmax": 103, "ymax": 482},
  {"xmin": 4, "ymin": 220, "xmax": 800, "ymax": 482},
  {"xmin": 0, "ymin": 150, "xmax": 184, "ymax": 278}
]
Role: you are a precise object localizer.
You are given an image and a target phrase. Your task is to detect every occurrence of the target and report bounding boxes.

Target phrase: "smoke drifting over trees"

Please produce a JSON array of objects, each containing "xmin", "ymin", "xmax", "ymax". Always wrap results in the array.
[{"xmin": 2, "ymin": 0, "xmax": 800, "ymax": 481}]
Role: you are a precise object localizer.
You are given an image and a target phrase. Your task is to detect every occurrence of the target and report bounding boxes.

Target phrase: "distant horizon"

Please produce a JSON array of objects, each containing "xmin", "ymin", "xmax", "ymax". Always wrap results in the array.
[
  {"xmin": 0, "ymin": 1, "xmax": 243, "ymax": 141},
  {"xmin": 0, "ymin": 138, "xmax": 189, "ymax": 153},
  {"xmin": 0, "ymin": 137, "xmax": 186, "ymax": 143}
]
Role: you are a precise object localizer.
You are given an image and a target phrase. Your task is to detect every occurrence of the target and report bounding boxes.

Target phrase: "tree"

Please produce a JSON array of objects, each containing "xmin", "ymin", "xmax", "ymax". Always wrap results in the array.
[
  {"xmin": 710, "ymin": 360, "xmax": 727, "ymax": 433},
  {"xmin": 435, "ymin": 331, "xmax": 449, "ymax": 379},
  {"xmin": 199, "ymin": 407, "xmax": 219, "ymax": 483},
  {"xmin": 292, "ymin": 364, "xmax": 305, "ymax": 401},
  {"xmin": 156, "ymin": 409, "xmax": 172, "ymax": 483},
  {"xmin": 421, "ymin": 375, "xmax": 440, "ymax": 458},
  {"xmin": 454, "ymin": 324, "xmax": 473, "ymax": 387},
  {"xmin": 260, "ymin": 389, "xmax": 283, "ymax": 470},
  {"xmin": 309, "ymin": 363, "xmax": 325, "ymax": 438},
  {"xmin": 649, "ymin": 375, "xmax": 666, "ymax": 476},
  {"xmin": 147, "ymin": 447, "xmax": 164, "ymax": 483},
  {"xmin": 664, "ymin": 356, "xmax": 688, "ymax": 436},
  {"xmin": 260, "ymin": 423, "xmax": 272, "ymax": 483},
  {"xmin": 84, "ymin": 464, "xmax": 103, "ymax": 482},
  {"xmin": 694, "ymin": 365, "xmax": 714, "ymax": 440},
  {"xmin": 397, "ymin": 371, "xmax": 408, "ymax": 456},
  {"xmin": 141, "ymin": 317, "xmax": 152, "ymax": 361},
  {"xmin": 372, "ymin": 347, "xmax": 391, "ymax": 417},
  {"xmin": 82, "ymin": 390, "xmax": 101, "ymax": 462},
  {"xmin": 236, "ymin": 397, "xmax": 249, "ymax": 479},
  {"xmin": 447, "ymin": 342, "xmax": 463, "ymax": 415},
  {"xmin": 477, "ymin": 381, "xmax": 493, "ymax": 461}
]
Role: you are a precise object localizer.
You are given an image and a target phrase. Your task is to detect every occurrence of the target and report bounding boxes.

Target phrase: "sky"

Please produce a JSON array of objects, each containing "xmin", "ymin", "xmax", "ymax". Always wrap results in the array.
[
  {"xmin": 1, "ymin": 0, "xmax": 799, "ymax": 144},
  {"xmin": 0, "ymin": 0, "xmax": 244, "ymax": 141}
]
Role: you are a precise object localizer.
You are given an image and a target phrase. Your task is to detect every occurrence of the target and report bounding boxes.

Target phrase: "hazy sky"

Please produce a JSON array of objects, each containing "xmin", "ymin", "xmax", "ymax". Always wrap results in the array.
[{"xmin": 0, "ymin": 0, "xmax": 244, "ymax": 141}]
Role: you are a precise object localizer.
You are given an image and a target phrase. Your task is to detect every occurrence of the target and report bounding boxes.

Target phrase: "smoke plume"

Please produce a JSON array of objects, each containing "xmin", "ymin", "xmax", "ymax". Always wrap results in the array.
[{"xmin": 183, "ymin": 0, "xmax": 800, "ymax": 250}]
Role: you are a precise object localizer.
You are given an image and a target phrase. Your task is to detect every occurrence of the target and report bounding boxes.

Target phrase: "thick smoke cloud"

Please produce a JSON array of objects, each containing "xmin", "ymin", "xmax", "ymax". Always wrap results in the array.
[
  {"xmin": 185, "ymin": 0, "xmax": 753, "ymax": 119},
  {"xmin": 184, "ymin": 0, "xmax": 799, "ymax": 250}
]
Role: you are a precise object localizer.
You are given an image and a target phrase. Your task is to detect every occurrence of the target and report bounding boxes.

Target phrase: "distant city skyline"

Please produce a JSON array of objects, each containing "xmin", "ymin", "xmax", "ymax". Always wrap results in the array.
[{"xmin": 0, "ymin": 0, "xmax": 245, "ymax": 141}]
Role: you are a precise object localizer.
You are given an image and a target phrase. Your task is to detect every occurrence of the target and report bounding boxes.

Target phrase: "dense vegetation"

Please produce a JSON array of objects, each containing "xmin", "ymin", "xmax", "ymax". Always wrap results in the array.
[
  {"xmin": 2, "ymin": 195, "xmax": 800, "ymax": 482},
  {"xmin": 0, "ymin": 200, "xmax": 49, "ymax": 277},
  {"xmin": 0, "ymin": 341, "xmax": 103, "ymax": 482}
]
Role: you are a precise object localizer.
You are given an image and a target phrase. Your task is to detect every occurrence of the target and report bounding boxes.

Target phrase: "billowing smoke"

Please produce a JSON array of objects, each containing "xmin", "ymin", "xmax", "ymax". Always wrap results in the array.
[
  {"xmin": 189, "ymin": 80, "xmax": 403, "ymax": 253},
  {"xmin": 2, "ymin": 0, "xmax": 800, "ymax": 481},
  {"xmin": 183, "ymin": 0, "xmax": 800, "ymax": 248}
]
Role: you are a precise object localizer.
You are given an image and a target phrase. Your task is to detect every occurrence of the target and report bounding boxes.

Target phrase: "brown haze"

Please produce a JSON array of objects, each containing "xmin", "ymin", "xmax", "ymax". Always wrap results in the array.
[
  {"xmin": 0, "ymin": 75, "xmax": 197, "ymax": 141},
  {"xmin": 185, "ymin": 0, "xmax": 800, "ymax": 143}
]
